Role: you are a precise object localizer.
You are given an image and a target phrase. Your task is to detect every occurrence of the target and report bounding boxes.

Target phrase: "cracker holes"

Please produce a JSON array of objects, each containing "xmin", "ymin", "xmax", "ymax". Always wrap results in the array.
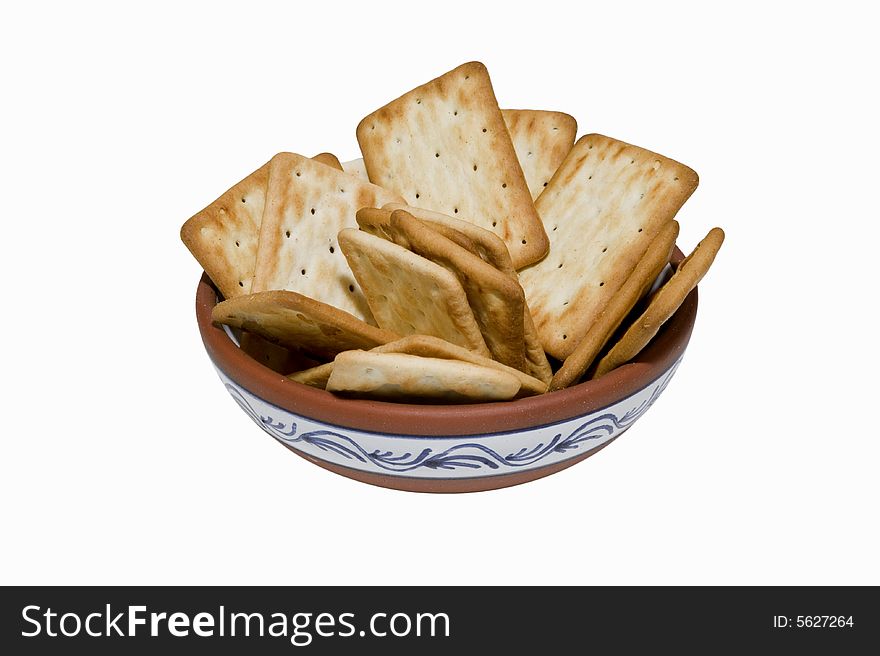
[
  {"xmin": 285, "ymin": 230, "xmax": 291, "ymax": 238},
  {"xmin": 339, "ymin": 188, "xmax": 345, "ymax": 194},
  {"xmin": 543, "ymin": 182, "xmax": 548, "ymax": 188},
  {"xmin": 501, "ymin": 182, "xmax": 507, "ymax": 189},
  {"xmin": 296, "ymin": 171, "xmax": 301, "ymax": 177},
  {"xmin": 552, "ymin": 127, "xmax": 559, "ymax": 131},
  {"xmin": 557, "ymin": 262, "xmax": 563, "ymax": 268},
  {"xmin": 415, "ymin": 192, "xmax": 420, "ymax": 199},
  {"xmin": 674, "ymin": 176, "xmax": 680, "ymax": 181},
  {"xmin": 482, "ymin": 128, "xmax": 487, "ymax": 133},
  {"xmin": 238, "ymin": 281, "xmax": 244, "ymax": 287},
  {"xmin": 552, "ymin": 226, "xmax": 558, "ymax": 231},
  {"xmin": 638, "ymin": 228, "xmax": 643, "ymax": 233},
  {"xmin": 521, "ymin": 239, "xmax": 527, "ymax": 245},
  {"xmin": 588, "ymin": 175, "xmax": 592, "ymax": 180},
  {"xmin": 300, "ymin": 269, "xmax": 306, "ymax": 275},
  {"xmin": 348, "ymin": 284, "xmax": 355, "ymax": 292},
  {"xmin": 491, "ymin": 221, "xmax": 497, "ymax": 227},
  {"xmin": 453, "ymin": 110, "xmax": 458, "ymax": 116},
  {"xmin": 562, "ymin": 334, "xmax": 568, "ymax": 340},
  {"xmin": 588, "ymin": 144, "xmax": 593, "ymax": 150},
  {"xmin": 453, "ymin": 208, "xmax": 458, "ymax": 214},
  {"xmin": 310, "ymin": 208, "xmax": 316, "ymax": 215},
  {"xmin": 630, "ymin": 159, "xmax": 635, "ymax": 164},
  {"xmin": 435, "ymin": 152, "xmax": 440, "ymax": 158},
  {"xmin": 416, "ymin": 99, "xmax": 422, "ymax": 105},
  {"xmin": 599, "ymin": 281, "xmax": 605, "ymax": 287},
  {"xmin": 241, "ymin": 197, "xmax": 247, "ymax": 203},
  {"xmin": 602, "ymin": 247, "xmax": 607, "ymax": 253},
  {"xmin": 234, "ymin": 240, "xmax": 240, "ymax": 247},
  {"xmin": 329, "ymin": 246, "xmax": 335, "ymax": 253},
  {"xmin": 473, "ymin": 164, "xmax": 478, "ymax": 171}
]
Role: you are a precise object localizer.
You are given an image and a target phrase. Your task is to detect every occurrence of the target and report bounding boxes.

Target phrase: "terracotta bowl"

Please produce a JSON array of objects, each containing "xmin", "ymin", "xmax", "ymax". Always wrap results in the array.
[{"xmin": 195, "ymin": 250, "xmax": 698, "ymax": 493}]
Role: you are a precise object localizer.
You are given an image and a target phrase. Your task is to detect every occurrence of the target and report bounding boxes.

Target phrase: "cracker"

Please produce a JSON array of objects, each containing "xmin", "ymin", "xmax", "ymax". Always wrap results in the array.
[
  {"xmin": 501, "ymin": 109, "xmax": 577, "ymax": 200},
  {"xmin": 594, "ymin": 227, "xmax": 724, "ymax": 378},
  {"xmin": 385, "ymin": 209, "xmax": 526, "ymax": 371},
  {"xmin": 181, "ymin": 153, "xmax": 352, "ymax": 300},
  {"xmin": 180, "ymin": 160, "xmax": 271, "ymax": 299},
  {"xmin": 326, "ymin": 350, "xmax": 521, "ymax": 403},
  {"xmin": 356, "ymin": 61, "xmax": 548, "ymax": 269},
  {"xmin": 251, "ymin": 152, "xmax": 403, "ymax": 320},
  {"xmin": 341, "ymin": 157, "xmax": 369, "ymax": 180},
  {"xmin": 359, "ymin": 204, "xmax": 552, "ymax": 383},
  {"xmin": 311, "ymin": 152, "xmax": 344, "ymax": 170},
  {"xmin": 289, "ymin": 335, "xmax": 547, "ymax": 396},
  {"xmin": 337, "ymin": 228, "xmax": 490, "ymax": 356},
  {"xmin": 549, "ymin": 221, "xmax": 680, "ymax": 390},
  {"xmin": 212, "ymin": 290, "xmax": 399, "ymax": 359},
  {"xmin": 288, "ymin": 361, "xmax": 335, "ymax": 388},
  {"xmin": 518, "ymin": 134, "xmax": 699, "ymax": 360}
]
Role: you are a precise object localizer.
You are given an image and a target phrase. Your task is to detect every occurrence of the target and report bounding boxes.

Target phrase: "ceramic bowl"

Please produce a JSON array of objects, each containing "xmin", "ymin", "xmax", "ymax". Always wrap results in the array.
[{"xmin": 195, "ymin": 249, "xmax": 698, "ymax": 493}]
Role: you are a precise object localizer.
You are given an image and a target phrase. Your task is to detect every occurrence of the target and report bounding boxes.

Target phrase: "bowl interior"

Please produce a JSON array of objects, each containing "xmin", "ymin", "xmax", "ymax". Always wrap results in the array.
[{"xmin": 195, "ymin": 248, "xmax": 698, "ymax": 438}]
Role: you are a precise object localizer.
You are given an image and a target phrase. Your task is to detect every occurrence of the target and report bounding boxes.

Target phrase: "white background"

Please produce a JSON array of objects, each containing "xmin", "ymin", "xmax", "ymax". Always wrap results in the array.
[{"xmin": 2, "ymin": 1, "xmax": 877, "ymax": 585}]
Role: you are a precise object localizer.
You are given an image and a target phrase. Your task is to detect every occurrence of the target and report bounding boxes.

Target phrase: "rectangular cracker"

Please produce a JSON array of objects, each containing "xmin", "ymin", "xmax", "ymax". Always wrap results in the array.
[
  {"xmin": 212, "ymin": 289, "xmax": 399, "ymax": 359},
  {"xmin": 356, "ymin": 61, "xmax": 548, "ymax": 269},
  {"xmin": 549, "ymin": 221, "xmax": 680, "ymax": 390},
  {"xmin": 337, "ymin": 228, "xmax": 491, "ymax": 356},
  {"xmin": 594, "ymin": 227, "xmax": 724, "ymax": 378},
  {"xmin": 181, "ymin": 153, "xmax": 350, "ymax": 300},
  {"xmin": 251, "ymin": 152, "xmax": 404, "ymax": 321},
  {"xmin": 180, "ymin": 160, "xmax": 271, "ymax": 299},
  {"xmin": 501, "ymin": 109, "xmax": 577, "ymax": 200},
  {"xmin": 518, "ymin": 134, "xmax": 699, "ymax": 360},
  {"xmin": 388, "ymin": 209, "xmax": 526, "ymax": 371},
  {"xmin": 289, "ymin": 335, "xmax": 546, "ymax": 396},
  {"xmin": 361, "ymin": 204, "xmax": 552, "ymax": 383},
  {"xmin": 327, "ymin": 351, "xmax": 521, "ymax": 403}
]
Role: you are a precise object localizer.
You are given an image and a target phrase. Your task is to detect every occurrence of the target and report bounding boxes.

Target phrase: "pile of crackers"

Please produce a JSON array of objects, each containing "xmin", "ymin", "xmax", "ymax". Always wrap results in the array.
[{"xmin": 182, "ymin": 62, "xmax": 723, "ymax": 403}]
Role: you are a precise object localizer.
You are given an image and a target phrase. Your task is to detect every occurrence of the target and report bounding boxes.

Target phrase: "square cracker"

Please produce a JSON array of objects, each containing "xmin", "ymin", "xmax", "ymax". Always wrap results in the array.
[
  {"xmin": 337, "ymin": 228, "xmax": 490, "ymax": 357},
  {"xmin": 385, "ymin": 209, "xmax": 527, "ymax": 371},
  {"xmin": 518, "ymin": 134, "xmax": 699, "ymax": 360},
  {"xmin": 211, "ymin": 290, "xmax": 399, "ymax": 359},
  {"xmin": 251, "ymin": 152, "xmax": 403, "ymax": 320},
  {"xmin": 501, "ymin": 109, "xmax": 577, "ymax": 200},
  {"xmin": 362, "ymin": 204, "xmax": 552, "ymax": 383},
  {"xmin": 356, "ymin": 61, "xmax": 548, "ymax": 269},
  {"xmin": 290, "ymin": 335, "xmax": 546, "ymax": 397},
  {"xmin": 180, "ymin": 160, "xmax": 271, "ymax": 299},
  {"xmin": 594, "ymin": 227, "xmax": 724, "ymax": 378},
  {"xmin": 327, "ymin": 350, "xmax": 521, "ymax": 403}
]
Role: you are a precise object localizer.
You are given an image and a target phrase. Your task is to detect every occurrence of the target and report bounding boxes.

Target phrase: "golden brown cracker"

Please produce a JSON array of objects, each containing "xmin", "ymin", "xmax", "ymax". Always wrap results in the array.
[
  {"xmin": 311, "ymin": 152, "xmax": 344, "ymax": 170},
  {"xmin": 180, "ymin": 161, "xmax": 271, "ymax": 299},
  {"xmin": 356, "ymin": 61, "xmax": 548, "ymax": 268},
  {"xmin": 326, "ymin": 350, "xmax": 521, "ymax": 403},
  {"xmin": 549, "ymin": 221, "xmax": 680, "ymax": 390},
  {"xmin": 212, "ymin": 289, "xmax": 399, "ymax": 359},
  {"xmin": 594, "ymin": 227, "xmax": 724, "ymax": 378},
  {"xmin": 501, "ymin": 109, "xmax": 577, "ymax": 200},
  {"xmin": 337, "ymin": 228, "xmax": 490, "ymax": 356},
  {"xmin": 519, "ymin": 134, "xmax": 699, "ymax": 360},
  {"xmin": 251, "ymin": 152, "xmax": 403, "ymax": 320}
]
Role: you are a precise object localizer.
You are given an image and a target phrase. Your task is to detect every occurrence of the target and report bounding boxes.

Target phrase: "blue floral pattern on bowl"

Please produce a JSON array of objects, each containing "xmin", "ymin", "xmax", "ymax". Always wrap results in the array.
[{"xmin": 215, "ymin": 358, "xmax": 681, "ymax": 480}]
